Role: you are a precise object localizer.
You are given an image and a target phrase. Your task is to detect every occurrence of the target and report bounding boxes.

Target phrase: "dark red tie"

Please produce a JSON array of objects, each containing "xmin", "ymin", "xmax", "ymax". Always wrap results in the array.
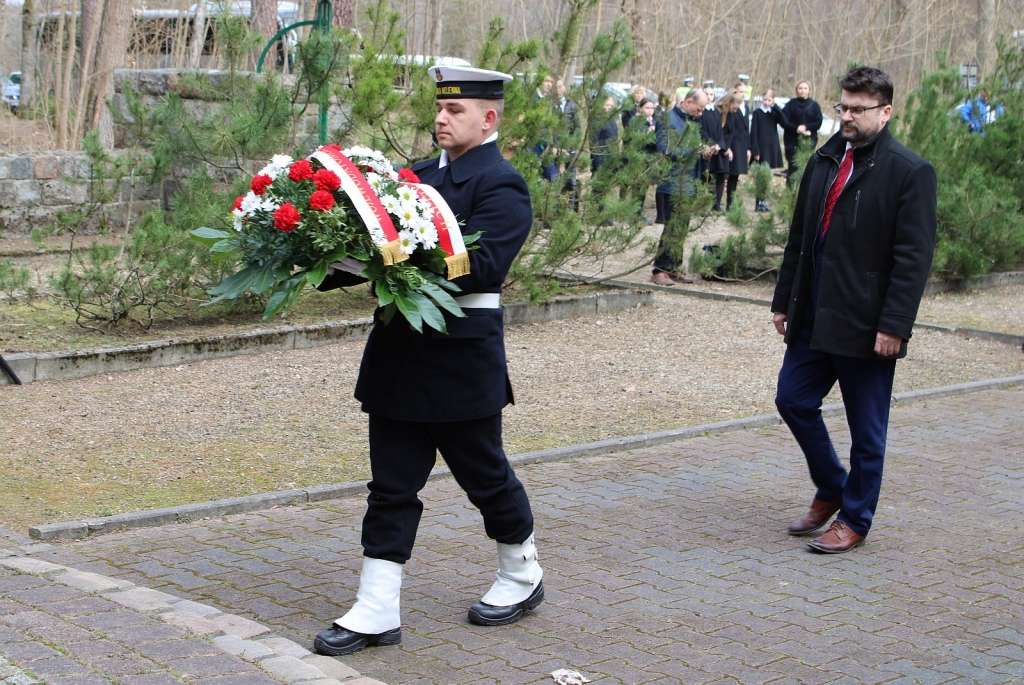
[{"xmin": 821, "ymin": 148, "xmax": 853, "ymax": 237}]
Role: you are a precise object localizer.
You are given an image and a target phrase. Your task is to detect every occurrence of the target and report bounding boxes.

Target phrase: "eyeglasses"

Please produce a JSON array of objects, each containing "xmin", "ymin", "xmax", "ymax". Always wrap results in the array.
[{"xmin": 833, "ymin": 103, "xmax": 886, "ymax": 117}]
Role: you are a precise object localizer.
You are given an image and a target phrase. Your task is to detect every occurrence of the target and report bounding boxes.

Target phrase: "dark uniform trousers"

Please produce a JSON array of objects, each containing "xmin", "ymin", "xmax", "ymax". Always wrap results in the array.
[
  {"xmin": 362, "ymin": 413, "xmax": 535, "ymax": 564},
  {"xmin": 775, "ymin": 324, "xmax": 896, "ymax": 537}
]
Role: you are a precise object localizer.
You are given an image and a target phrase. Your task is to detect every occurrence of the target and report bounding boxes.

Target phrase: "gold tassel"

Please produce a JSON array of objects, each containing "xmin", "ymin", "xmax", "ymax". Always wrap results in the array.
[
  {"xmin": 379, "ymin": 239, "xmax": 410, "ymax": 266},
  {"xmin": 445, "ymin": 252, "xmax": 471, "ymax": 279}
]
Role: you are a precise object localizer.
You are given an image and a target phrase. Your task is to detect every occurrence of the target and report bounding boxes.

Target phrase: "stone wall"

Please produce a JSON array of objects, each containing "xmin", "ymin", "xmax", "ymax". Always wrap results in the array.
[
  {"xmin": 0, "ymin": 68, "xmax": 346, "ymax": 237},
  {"xmin": 0, "ymin": 152, "xmax": 164, "ymax": 237}
]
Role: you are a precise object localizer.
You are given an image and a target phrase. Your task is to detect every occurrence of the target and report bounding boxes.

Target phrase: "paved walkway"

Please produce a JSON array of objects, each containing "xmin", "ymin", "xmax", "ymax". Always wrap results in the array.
[{"xmin": 2, "ymin": 387, "xmax": 1023, "ymax": 684}]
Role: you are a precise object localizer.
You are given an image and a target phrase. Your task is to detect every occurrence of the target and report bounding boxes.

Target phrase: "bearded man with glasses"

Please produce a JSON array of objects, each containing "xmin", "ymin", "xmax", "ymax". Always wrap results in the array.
[{"xmin": 770, "ymin": 66, "xmax": 937, "ymax": 554}]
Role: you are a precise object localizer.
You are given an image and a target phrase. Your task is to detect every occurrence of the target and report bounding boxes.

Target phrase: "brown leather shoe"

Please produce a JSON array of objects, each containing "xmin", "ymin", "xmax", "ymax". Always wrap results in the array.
[
  {"xmin": 807, "ymin": 520, "xmax": 865, "ymax": 554},
  {"xmin": 787, "ymin": 497, "xmax": 842, "ymax": 535},
  {"xmin": 669, "ymin": 272, "xmax": 694, "ymax": 284},
  {"xmin": 650, "ymin": 272, "xmax": 675, "ymax": 286}
]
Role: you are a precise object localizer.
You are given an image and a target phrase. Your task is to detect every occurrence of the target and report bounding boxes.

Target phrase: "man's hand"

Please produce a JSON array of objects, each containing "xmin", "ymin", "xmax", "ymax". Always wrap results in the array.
[
  {"xmin": 772, "ymin": 312, "xmax": 787, "ymax": 336},
  {"xmin": 753, "ymin": 154, "xmax": 760, "ymax": 161},
  {"xmin": 747, "ymin": 150, "xmax": 752, "ymax": 163},
  {"xmin": 875, "ymin": 331, "xmax": 902, "ymax": 356},
  {"xmin": 726, "ymin": 149, "xmax": 734, "ymax": 162}
]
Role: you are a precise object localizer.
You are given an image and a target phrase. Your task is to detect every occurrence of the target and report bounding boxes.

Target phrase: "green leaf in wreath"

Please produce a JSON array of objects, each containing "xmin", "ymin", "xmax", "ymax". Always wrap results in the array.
[
  {"xmin": 381, "ymin": 302, "xmax": 397, "ymax": 326},
  {"xmin": 409, "ymin": 290, "xmax": 446, "ymax": 333},
  {"xmin": 251, "ymin": 260, "xmax": 282, "ymax": 295},
  {"xmin": 191, "ymin": 227, "xmax": 233, "ymax": 246},
  {"xmin": 393, "ymin": 291, "xmax": 423, "ymax": 333},
  {"xmin": 461, "ymin": 231, "xmax": 484, "ymax": 247},
  {"xmin": 419, "ymin": 281, "xmax": 464, "ymax": 318},
  {"xmin": 306, "ymin": 261, "xmax": 328, "ymax": 287},
  {"xmin": 263, "ymin": 276, "xmax": 306, "ymax": 320},
  {"xmin": 204, "ymin": 263, "xmax": 262, "ymax": 304}
]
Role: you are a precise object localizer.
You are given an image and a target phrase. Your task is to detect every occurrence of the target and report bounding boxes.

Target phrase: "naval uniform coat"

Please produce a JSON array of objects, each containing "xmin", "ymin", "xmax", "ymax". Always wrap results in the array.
[
  {"xmin": 320, "ymin": 141, "xmax": 532, "ymax": 422},
  {"xmin": 771, "ymin": 126, "xmax": 937, "ymax": 359}
]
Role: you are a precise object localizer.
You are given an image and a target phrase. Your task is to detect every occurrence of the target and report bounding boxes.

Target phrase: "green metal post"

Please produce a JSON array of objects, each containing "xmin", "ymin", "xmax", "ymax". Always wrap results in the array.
[{"xmin": 256, "ymin": 0, "xmax": 334, "ymax": 145}]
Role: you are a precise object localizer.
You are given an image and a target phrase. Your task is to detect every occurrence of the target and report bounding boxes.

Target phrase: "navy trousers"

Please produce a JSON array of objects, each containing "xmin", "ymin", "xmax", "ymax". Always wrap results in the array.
[
  {"xmin": 360, "ymin": 413, "xmax": 534, "ymax": 564},
  {"xmin": 775, "ymin": 326, "xmax": 897, "ymax": 536}
]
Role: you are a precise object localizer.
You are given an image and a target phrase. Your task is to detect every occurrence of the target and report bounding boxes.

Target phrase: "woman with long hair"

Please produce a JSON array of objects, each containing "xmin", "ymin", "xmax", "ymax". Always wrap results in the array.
[{"xmin": 780, "ymin": 80, "xmax": 823, "ymax": 185}]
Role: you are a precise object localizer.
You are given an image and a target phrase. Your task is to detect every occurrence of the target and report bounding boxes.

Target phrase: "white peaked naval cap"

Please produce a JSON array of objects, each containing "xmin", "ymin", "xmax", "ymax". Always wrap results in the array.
[{"xmin": 429, "ymin": 66, "xmax": 513, "ymax": 100}]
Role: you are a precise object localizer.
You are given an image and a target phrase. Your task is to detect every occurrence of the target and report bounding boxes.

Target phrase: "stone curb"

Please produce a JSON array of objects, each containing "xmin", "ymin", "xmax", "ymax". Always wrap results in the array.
[
  {"xmin": 0, "ymin": 290, "xmax": 652, "ymax": 387},
  {"xmin": 27, "ymin": 374, "xmax": 1024, "ymax": 542},
  {"xmin": 605, "ymin": 279, "xmax": 1024, "ymax": 349},
  {"xmin": 0, "ymin": 556, "xmax": 382, "ymax": 685}
]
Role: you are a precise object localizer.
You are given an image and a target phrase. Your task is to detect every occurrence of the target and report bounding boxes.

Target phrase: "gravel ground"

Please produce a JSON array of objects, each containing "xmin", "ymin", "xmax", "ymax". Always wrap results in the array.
[{"xmin": 2, "ymin": 291, "xmax": 1023, "ymax": 531}]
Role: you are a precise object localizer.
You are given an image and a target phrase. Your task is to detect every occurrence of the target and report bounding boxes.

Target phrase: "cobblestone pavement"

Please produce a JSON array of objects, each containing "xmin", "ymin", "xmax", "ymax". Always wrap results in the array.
[{"xmin": 4, "ymin": 387, "xmax": 1023, "ymax": 684}]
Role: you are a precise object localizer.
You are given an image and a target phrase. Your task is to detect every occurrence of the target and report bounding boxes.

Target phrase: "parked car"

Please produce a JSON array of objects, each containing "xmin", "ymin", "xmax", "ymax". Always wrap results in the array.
[{"xmin": 2, "ymin": 72, "xmax": 19, "ymax": 113}]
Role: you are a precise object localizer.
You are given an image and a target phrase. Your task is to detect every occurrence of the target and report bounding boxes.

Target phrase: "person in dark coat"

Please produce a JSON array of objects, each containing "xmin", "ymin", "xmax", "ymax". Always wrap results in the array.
[
  {"xmin": 590, "ymin": 95, "xmax": 619, "ymax": 173},
  {"xmin": 722, "ymin": 90, "xmax": 750, "ymax": 210},
  {"xmin": 623, "ymin": 97, "xmax": 660, "ymax": 223},
  {"xmin": 780, "ymin": 80, "xmax": 823, "ymax": 186},
  {"xmin": 650, "ymin": 88, "xmax": 710, "ymax": 286},
  {"xmin": 771, "ymin": 66, "xmax": 937, "ymax": 555},
  {"xmin": 313, "ymin": 65, "xmax": 543, "ymax": 658},
  {"xmin": 750, "ymin": 88, "xmax": 785, "ymax": 211},
  {"xmin": 709, "ymin": 90, "xmax": 746, "ymax": 211},
  {"xmin": 699, "ymin": 102, "xmax": 726, "ymax": 195}
]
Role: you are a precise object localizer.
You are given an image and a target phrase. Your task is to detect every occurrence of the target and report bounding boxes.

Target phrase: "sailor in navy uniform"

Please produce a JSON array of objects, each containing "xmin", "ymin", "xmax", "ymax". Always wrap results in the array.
[{"xmin": 313, "ymin": 66, "xmax": 543, "ymax": 657}]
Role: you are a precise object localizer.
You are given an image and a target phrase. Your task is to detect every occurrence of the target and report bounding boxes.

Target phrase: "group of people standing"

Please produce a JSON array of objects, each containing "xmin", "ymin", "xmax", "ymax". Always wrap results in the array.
[{"xmin": 594, "ymin": 77, "xmax": 826, "ymax": 285}]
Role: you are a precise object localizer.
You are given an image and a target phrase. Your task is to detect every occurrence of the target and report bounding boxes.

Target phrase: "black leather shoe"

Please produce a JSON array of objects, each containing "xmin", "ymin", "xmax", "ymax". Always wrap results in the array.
[
  {"xmin": 313, "ymin": 624, "xmax": 401, "ymax": 656},
  {"xmin": 468, "ymin": 582, "xmax": 545, "ymax": 626}
]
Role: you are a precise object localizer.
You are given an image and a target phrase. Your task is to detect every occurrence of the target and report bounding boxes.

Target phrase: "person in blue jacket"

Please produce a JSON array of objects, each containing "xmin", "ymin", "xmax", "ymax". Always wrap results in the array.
[
  {"xmin": 958, "ymin": 90, "xmax": 1002, "ymax": 134},
  {"xmin": 313, "ymin": 65, "xmax": 543, "ymax": 657}
]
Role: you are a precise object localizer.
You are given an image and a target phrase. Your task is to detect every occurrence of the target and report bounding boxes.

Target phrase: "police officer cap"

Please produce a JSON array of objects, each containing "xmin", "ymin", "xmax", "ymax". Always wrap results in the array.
[
  {"xmin": 738, "ymin": 74, "xmax": 750, "ymax": 81},
  {"xmin": 429, "ymin": 65, "xmax": 512, "ymax": 100},
  {"xmin": 702, "ymin": 79, "xmax": 715, "ymax": 86},
  {"xmin": 683, "ymin": 76, "xmax": 694, "ymax": 84}
]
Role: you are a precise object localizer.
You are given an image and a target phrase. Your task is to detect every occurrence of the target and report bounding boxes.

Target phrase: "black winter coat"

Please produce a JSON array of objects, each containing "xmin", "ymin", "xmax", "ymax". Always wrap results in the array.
[
  {"xmin": 780, "ymin": 97, "xmax": 823, "ymax": 156},
  {"xmin": 319, "ymin": 141, "xmax": 532, "ymax": 421},
  {"xmin": 700, "ymin": 109, "xmax": 727, "ymax": 175},
  {"xmin": 724, "ymin": 109, "xmax": 750, "ymax": 175},
  {"xmin": 771, "ymin": 126, "xmax": 937, "ymax": 359},
  {"xmin": 750, "ymin": 105, "xmax": 784, "ymax": 168}
]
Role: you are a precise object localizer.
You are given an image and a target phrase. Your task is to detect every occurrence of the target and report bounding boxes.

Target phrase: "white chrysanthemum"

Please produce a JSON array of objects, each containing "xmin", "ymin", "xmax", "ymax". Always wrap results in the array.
[
  {"xmin": 233, "ymin": 216, "xmax": 244, "ymax": 232},
  {"xmin": 396, "ymin": 204, "xmax": 423, "ymax": 229},
  {"xmin": 381, "ymin": 195, "xmax": 402, "ymax": 213},
  {"xmin": 365, "ymin": 172, "xmax": 383, "ymax": 192},
  {"xmin": 397, "ymin": 185, "xmax": 418, "ymax": 204},
  {"xmin": 261, "ymin": 197, "xmax": 279, "ymax": 212},
  {"xmin": 414, "ymin": 222, "xmax": 438, "ymax": 249},
  {"xmin": 259, "ymin": 154, "xmax": 294, "ymax": 179},
  {"xmin": 343, "ymin": 145, "xmax": 374, "ymax": 159},
  {"xmin": 240, "ymin": 192, "xmax": 264, "ymax": 214},
  {"xmin": 398, "ymin": 230, "xmax": 417, "ymax": 255}
]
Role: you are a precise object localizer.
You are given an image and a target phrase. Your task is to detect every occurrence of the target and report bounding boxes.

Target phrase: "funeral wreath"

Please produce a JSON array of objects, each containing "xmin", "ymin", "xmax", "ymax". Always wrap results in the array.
[{"xmin": 191, "ymin": 146, "xmax": 479, "ymax": 333}]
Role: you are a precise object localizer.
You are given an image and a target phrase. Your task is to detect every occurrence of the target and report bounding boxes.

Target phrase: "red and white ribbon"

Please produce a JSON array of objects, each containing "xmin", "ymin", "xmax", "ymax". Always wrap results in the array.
[
  {"xmin": 401, "ymin": 182, "xmax": 470, "ymax": 279},
  {"xmin": 310, "ymin": 146, "xmax": 407, "ymax": 265}
]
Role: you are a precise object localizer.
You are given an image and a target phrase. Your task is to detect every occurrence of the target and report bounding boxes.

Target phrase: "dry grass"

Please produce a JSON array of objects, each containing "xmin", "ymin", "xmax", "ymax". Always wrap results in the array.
[{"xmin": 2, "ymin": 291, "xmax": 1022, "ymax": 531}]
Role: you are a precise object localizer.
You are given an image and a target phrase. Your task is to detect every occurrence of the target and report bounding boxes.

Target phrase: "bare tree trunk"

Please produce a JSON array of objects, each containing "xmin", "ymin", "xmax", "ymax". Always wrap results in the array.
[
  {"xmin": 57, "ymin": 0, "xmax": 78, "ymax": 148},
  {"xmin": 90, "ymin": 0, "xmax": 133, "ymax": 147},
  {"xmin": 189, "ymin": 0, "xmax": 209, "ymax": 68},
  {"xmin": 19, "ymin": 0, "xmax": 38, "ymax": 113},
  {"xmin": 427, "ymin": 0, "xmax": 444, "ymax": 56},
  {"xmin": 251, "ymin": 0, "xmax": 278, "ymax": 70},
  {"xmin": 976, "ymin": 0, "xmax": 994, "ymax": 75},
  {"xmin": 332, "ymin": 0, "xmax": 354, "ymax": 28},
  {"xmin": 73, "ymin": 0, "xmax": 104, "ymax": 145}
]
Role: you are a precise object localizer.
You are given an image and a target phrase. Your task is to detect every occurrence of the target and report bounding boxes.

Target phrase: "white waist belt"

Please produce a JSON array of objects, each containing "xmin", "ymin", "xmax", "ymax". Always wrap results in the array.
[{"xmin": 454, "ymin": 293, "xmax": 501, "ymax": 309}]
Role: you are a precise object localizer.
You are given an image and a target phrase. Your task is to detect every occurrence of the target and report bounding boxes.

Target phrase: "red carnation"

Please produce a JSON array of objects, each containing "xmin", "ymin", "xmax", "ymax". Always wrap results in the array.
[
  {"xmin": 250, "ymin": 174, "xmax": 273, "ymax": 196},
  {"xmin": 232, "ymin": 195, "xmax": 244, "ymax": 211},
  {"xmin": 313, "ymin": 168, "xmax": 341, "ymax": 192},
  {"xmin": 398, "ymin": 168, "xmax": 420, "ymax": 183},
  {"xmin": 273, "ymin": 203, "xmax": 301, "ymax": 231},
  {"xmin": 288, "ymin": 159, "xmax": 314, "ymax": 182},
  {"xmin": 309, "ymin": 190, "xmax": 336, "ymax": 211}
]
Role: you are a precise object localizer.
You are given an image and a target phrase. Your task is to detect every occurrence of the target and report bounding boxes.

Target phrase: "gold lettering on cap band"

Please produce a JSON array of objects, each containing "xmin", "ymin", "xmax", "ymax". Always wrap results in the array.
[{"xmin": 436, "ymin": 86, "xmax": 462, "ymax": 95}]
